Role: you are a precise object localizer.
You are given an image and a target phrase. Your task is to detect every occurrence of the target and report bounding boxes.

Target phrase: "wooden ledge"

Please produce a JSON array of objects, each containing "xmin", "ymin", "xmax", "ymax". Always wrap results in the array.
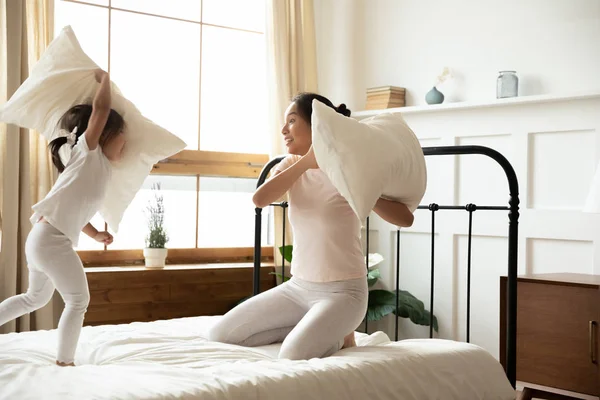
[
  {"xmin": 85, "ymin": 262, "xmax": 276, "ymax": 273},
  {"xmin": 80, "ymin": 247, "xmax": 274, "ymax": 267}
]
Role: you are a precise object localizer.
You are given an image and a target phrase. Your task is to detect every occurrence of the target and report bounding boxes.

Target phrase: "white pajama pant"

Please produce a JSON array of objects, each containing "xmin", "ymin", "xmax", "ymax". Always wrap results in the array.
[
  {"xmin": 0, "ymin": 222, "xmax": 89, "ymax": 364},
  {"xmin": 208, "ymin": 275, "xmax": 368, "ymax": 360}
]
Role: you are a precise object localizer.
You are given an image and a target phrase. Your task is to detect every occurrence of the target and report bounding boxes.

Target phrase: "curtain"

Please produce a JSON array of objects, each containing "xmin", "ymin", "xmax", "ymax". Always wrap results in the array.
[
  {"xmin": 265, "ymin": 0, "xmax": 319, "ymax": 275},
  {"xmin": 0, "ymin": 1, "xmax": 6, "ymax": 241},
  {"xmin": 0, "ymin": 0, "xmax": 56, "ymax": 334}
]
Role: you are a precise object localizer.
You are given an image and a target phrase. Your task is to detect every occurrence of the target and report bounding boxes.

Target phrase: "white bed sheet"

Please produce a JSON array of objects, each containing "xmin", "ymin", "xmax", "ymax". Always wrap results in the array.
[{"xmin": 0, "ymin": 316, "xmax": 515, "ymax": 400}]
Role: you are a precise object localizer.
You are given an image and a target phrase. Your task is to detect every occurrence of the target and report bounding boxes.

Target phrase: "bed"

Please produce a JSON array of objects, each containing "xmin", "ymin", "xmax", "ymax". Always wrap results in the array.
[
  {"xmin": 0, "ymin": 316, "xmax": 514, "ymax": 399},
  {"xmin": 0, "ymin": 145, "xmax": 519, "ymax": 400}
]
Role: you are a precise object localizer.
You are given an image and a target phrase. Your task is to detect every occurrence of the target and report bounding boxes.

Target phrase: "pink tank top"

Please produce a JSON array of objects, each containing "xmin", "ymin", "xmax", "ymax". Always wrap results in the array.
[{"xmin": 274, "ymin": 155, "xmax": 366, "ymax": 282}]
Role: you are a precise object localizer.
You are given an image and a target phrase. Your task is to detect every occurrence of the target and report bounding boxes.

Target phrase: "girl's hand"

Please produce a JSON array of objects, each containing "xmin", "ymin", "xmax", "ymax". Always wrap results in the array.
[
  {"xmin": 302, "ymin": 146, "xmax": 319, "ymax": 169},
  {"xmin": 94, "ymin": 68, "xmax": 108, "ymax": 83},
  {"xmin": 94, "ymin": 231, "xmax": 114, "ymax": 245}
]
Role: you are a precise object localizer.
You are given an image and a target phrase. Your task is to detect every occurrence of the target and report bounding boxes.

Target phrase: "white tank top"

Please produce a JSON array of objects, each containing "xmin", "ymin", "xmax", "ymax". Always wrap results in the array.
[
  {"xmin": 274, "ymin": 155, "xmax": 366, "ymax": 282},
  {"xmin": 30, "ymin": 132, "xmax": 112, "ymax": 247}
]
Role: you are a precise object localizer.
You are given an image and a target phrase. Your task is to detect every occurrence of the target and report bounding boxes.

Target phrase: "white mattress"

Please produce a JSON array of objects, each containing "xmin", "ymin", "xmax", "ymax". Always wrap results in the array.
[{"xmin": 0, "ymin": 316, "xmax": 515, "ymax": 400}]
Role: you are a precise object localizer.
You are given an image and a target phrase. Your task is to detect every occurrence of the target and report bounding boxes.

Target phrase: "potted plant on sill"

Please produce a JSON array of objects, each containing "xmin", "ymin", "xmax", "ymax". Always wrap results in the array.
[{"xmin": 143, "ymin": 183, "xmax": 169, "ymax": 269}]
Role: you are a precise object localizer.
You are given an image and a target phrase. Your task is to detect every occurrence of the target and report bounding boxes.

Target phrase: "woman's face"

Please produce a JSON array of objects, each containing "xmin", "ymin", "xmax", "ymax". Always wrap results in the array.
[{"xmin": 281, "ymin": 102, "xmax": 311, "ymax": 155}]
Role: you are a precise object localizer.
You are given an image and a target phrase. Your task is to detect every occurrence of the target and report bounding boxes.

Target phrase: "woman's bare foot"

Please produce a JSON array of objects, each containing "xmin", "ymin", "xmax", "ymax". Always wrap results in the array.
[
  {"xmin": 56, "ymin": 361, "xmax": 75, "ymax": 367},
  {"xmin": 342, "ymin": 332, "xmax": 357, "ymax": 349}
]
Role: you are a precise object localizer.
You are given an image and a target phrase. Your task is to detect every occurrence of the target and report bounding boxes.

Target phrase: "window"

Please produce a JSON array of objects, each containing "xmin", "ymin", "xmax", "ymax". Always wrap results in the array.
[{"xmin": 54, "ymin": 0, "xmax": 273, "ymax": 264}]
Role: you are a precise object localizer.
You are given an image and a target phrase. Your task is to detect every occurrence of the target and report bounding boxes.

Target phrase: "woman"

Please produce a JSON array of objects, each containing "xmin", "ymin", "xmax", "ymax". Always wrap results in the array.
[{"xmin": 208, "ymin": 93, "xmax": 414, "ymax": 359}]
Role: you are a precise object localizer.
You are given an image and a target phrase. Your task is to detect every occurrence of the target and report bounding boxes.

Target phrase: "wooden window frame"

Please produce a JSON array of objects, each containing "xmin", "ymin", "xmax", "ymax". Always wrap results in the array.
[{"xmin": 152, "ymin": 150, "xmax": 269, "ymax": 178}]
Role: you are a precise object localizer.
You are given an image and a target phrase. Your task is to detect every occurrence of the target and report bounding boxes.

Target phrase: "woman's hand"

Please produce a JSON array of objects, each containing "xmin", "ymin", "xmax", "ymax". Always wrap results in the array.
[
  {"xmin": 373, "ymin": 198, "xmax": 414, "ymax": 227},
  {"xmin": 94, "ymin": 231, "xmax": 114, "ymax": 245},
  {"xmin": 252, "ymin": 154, "xmax": 313, "ymax": 208}
]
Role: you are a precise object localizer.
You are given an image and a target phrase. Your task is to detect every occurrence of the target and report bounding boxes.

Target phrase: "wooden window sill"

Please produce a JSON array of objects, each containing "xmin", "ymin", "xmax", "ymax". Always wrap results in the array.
[
  {"xmin": 79, "ymin": 247, "xmax": 274, "ymax": 267},
  {"xmin": 85, "ymin": 262, "xmax": 276, "ymax": 273}
]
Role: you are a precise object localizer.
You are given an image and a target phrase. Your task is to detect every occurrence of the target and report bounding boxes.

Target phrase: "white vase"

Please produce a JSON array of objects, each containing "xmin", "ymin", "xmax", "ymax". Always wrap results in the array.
[{"xmin": 143, "ymin": 248, "xmax": 168, "ymax": 269}]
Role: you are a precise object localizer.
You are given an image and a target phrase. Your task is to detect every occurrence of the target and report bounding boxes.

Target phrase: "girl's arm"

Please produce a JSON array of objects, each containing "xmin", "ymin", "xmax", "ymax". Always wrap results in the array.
[
  {"xmin": 102, "ymin": 132, "xmax": 127, "ymax": 161},
  {"xmin": 373, "ymin": 198, "xmax": 414, "ymax": 227},
  {"xmin": 82, "ymin": 223, "xmax": 114, "ymax": 245},
  {"xmin": 252, "ymin": 148, "xmax": 318, "ymax": 208},
  {"xmin": 85, "ymin": 69, "xmax": 112, "ymax": 151}
]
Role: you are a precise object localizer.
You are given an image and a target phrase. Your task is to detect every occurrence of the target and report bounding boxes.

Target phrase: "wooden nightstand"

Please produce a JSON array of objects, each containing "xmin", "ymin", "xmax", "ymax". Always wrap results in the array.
[{"xmin": 500, "ymin": 274, "xmax": 600, "ymax": 400}]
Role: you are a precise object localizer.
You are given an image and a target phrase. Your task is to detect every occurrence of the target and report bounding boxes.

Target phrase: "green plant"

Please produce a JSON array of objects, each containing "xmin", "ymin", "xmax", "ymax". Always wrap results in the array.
[
  {"xmin": 275, "ymin": 245, "xmax": 438, "ymax": 331},
  {"xmin": 145, "ymin": 183, "xmax": 169, "ymax": 249}
]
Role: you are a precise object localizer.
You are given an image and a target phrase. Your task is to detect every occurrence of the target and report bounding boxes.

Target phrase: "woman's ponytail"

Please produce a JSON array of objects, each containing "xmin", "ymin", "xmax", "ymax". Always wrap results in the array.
[
  {"xmin": 291, "ymin": 92, "xmax": 352, "ymax": 123},
  {"xmin": 335, "ymin": 103, "xmax": 351, "ymax": 117}
]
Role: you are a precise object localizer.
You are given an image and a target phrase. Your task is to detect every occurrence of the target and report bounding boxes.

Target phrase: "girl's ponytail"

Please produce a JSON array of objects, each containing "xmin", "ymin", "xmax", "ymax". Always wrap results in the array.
[{"xmin": 49, "ymin": 136, "xmax": 69, "ymax": 173}]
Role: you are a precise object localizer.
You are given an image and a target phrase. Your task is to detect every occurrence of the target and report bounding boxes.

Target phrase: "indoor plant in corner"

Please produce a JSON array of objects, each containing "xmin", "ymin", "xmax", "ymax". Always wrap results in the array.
[{"xmin": 144, "ymin": 183, "xmax": 169, "ymax": 269}]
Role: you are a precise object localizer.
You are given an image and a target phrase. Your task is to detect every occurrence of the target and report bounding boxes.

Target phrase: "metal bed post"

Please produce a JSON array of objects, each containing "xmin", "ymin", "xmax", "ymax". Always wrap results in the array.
[
  {"xmin": 364, "ymin": 217, "xmax": 370, "ymax": 333},
  {"xmin": 253, "ymin": 206, "xmax": 262, "ymax": 296},
  {"xmin": 281, "ymin": 202, "xmax": 288, "ymax": 282},
  {"xmin": 253, "ymin": 156, "xmax": 285, "ymax": 296},
  {"xmin": 395, "ymin": 230, "xmax": 400, "ymax": 342},
  {"xmin": 507, "ymin": 185, "xmax": 520, "ymax": 388},
  {"xmin": 465, "ymin": 203, "xmax": 476, "ymax": 343},
  {"xmin": 428, "ymin": 203, "xmax": 438, "ymax": 339}
]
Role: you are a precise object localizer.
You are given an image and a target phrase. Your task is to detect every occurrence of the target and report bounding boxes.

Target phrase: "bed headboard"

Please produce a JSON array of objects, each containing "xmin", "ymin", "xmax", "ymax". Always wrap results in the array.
[{"xmin": 251, "ymin": 145, "xmax": 520, "ymax": 388}]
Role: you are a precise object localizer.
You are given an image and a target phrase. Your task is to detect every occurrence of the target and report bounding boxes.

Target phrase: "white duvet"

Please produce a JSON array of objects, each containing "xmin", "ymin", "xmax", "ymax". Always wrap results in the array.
[{"xmin": 0, "ymin": 316, "xmax": 514, "ymax": 400}]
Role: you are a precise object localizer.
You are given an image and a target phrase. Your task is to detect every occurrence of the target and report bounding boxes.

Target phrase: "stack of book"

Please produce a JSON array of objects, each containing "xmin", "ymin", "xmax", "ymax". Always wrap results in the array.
[{"xmin": 366, "ymin": 86, "xmax": 406, "ymax": 110}]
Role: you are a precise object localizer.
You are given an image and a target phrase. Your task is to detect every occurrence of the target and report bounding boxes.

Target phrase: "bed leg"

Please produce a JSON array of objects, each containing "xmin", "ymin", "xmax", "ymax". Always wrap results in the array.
[
  {"xmin": 518, "ymin": 388, "xmax": 533, "ymax": 400},
  {"xmin": 518, "ymin": 387, "xmax": 583, "ymax": 400}
]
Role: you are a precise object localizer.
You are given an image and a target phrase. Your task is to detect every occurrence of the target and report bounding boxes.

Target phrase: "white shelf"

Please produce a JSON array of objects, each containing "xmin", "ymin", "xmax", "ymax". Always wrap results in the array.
[{"xmin": 353, "ymin": 91, "xmax": 600, "ymax": 119}]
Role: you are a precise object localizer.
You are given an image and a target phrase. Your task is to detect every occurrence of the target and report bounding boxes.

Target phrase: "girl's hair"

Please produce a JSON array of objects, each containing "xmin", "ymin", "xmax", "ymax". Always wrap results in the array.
[
  {"xmin": 291, "ymin": 92, "xmax": 351, "ymax": 124},
  {"xmin": 49, "ymin": 104, "xmax": 125, "ymax": 172}
]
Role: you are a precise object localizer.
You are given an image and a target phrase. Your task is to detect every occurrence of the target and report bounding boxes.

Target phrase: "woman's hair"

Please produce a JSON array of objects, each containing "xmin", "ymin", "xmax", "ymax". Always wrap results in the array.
[
  {"xmin": 291, "ymin": 92, "xmax": 351, "ymax": 124},
  {"xmin": 49, "ymin": 104, "xmax": 125, "ymax": 172}
]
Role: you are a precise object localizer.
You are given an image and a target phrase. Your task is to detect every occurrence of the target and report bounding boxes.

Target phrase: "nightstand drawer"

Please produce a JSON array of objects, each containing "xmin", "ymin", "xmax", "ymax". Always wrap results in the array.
[{"xmin": 517, "ymin": 281, "xmax": 599, "ymax": 396}]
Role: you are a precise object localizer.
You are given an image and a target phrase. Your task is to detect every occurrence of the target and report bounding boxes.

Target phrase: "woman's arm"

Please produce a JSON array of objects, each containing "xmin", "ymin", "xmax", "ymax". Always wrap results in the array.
[
  {"xmin": 373, "ymin": 198, "xmax": 414, "ymax": 227},
  {"xmin": 252, "ymin": 148, "xmax": 318, "ymax": 208},
  {"xmin": 85, "ymin": 69, "xmax": 112, "ymax": 150}
]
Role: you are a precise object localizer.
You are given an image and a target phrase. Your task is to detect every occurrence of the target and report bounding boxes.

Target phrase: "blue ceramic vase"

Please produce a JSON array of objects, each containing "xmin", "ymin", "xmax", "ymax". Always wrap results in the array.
[{"xmin": 425, "ymin": 87, "xmax": 444, "ymax": 105}]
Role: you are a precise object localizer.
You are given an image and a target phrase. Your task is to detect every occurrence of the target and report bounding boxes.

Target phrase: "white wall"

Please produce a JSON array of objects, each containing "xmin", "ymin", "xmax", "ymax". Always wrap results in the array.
[
  {"xmin": 313, "ymin": 0, "xmax": 366, "ymax": 112},
  {"xmin": 315, "ymin": 0, "xmax": 600, "ymax": 108}
]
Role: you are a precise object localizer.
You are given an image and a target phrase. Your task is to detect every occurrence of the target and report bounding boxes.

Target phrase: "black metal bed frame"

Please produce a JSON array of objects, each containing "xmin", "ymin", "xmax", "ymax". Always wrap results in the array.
[{"xmin": 251, "ymin": 145, "xmax": 519, "ymax": 389}]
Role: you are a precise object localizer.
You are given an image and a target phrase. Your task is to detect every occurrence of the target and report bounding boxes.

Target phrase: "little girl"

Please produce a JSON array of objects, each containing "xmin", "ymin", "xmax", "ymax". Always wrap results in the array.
[{"xmin": 0, "ymin": 69, "xmax": 125, "ymax": 366}]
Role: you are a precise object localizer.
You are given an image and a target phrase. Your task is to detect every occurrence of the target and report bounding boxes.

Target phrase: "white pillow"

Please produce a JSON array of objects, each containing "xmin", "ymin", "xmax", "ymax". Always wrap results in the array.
[
  {"xmin": 311, "ymin": 100, "xmax": 427, "ymax": 224},
  {"xmin": 0, "ymin": 26, "xmax": 186, "ymax": 232}
]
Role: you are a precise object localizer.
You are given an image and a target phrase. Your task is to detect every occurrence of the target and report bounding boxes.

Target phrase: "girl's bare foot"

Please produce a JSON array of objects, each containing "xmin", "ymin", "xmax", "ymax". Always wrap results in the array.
[
  {"xmin": 342, "ymin": 332, "xmax": 357, "ymax": 349},
  {"xmin": 56, "ymin": 361, "xmax": 75, "ymax": 367}
]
